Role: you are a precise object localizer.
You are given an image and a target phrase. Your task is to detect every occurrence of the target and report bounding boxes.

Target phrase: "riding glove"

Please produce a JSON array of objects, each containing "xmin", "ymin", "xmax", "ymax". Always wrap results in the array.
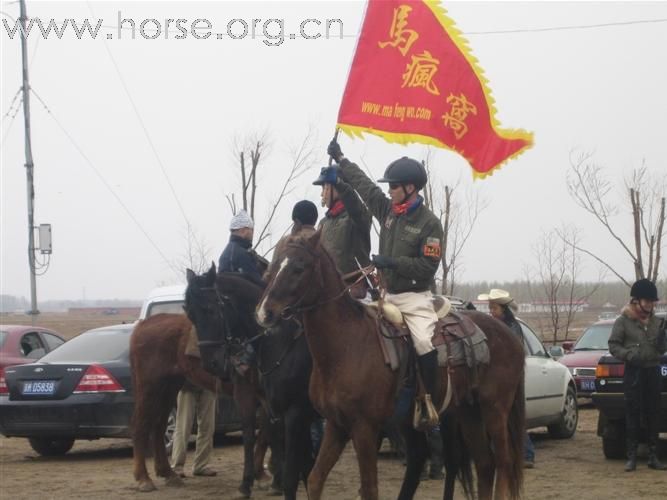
[
  {"xmin": 372, "ymin": 254, "xmax": 397, "ymax": 269},
  {"xmin": 327, "ymin": 140, "xmax": 343, "ymax": 162}
]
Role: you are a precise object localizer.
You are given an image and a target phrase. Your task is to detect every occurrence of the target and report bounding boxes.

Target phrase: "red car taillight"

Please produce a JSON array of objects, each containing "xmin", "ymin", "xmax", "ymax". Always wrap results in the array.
[
  {"xmin": 73, "ymin": 365, "xmax": 125, "ymax": 394},
  {"xmin": 0, "ymin": 368, "xmax": 8, "ymax": 395},
  {"xmin": 596, "ymin": 363, "xmax": 625, "ymax": 378}
]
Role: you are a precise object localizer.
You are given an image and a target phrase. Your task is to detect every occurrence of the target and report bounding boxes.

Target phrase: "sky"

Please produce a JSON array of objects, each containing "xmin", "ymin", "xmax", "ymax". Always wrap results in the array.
[{"xmin": 1, "ymin": 0, "xmax": 667, "ymax": 302}]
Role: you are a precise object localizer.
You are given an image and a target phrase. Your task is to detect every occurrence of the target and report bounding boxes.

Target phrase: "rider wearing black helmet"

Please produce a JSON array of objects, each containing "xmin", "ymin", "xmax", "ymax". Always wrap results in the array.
[
  {"xmin": 327, "ymin": 140, "xmax": 443, "ymax": 429},
  {"xmin": 312, "ymin": 165, "xmax": 372, "ymax": 294},
  {"xmin": 608, "ymin": 278, "xmax": 666, "ymax": 472}
]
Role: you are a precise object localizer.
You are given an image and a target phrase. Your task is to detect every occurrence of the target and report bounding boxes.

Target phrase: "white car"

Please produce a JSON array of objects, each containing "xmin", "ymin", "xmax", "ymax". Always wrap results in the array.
[{"xmin": 518, "ymin": 319, "xmax": 578, "ymax": 438}]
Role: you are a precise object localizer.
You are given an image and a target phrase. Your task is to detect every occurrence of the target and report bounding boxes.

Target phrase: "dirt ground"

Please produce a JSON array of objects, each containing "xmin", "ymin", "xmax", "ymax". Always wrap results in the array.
[{"xmin": 1, "ymin": 405, "xmax": 665, "ymax": 500}]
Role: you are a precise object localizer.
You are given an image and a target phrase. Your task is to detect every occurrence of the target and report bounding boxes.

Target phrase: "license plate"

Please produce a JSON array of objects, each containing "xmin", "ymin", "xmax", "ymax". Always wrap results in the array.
[
  {"xmin": 661, "ymin": 365, "xmax": 667, "ymax": 377},
  {"xmin": 580, "ymin": 379, "xmax": 596, "ymax": 391},
  {"xmin": 22, "ymin": 380, "xmax": 56, "ymax": 396}
]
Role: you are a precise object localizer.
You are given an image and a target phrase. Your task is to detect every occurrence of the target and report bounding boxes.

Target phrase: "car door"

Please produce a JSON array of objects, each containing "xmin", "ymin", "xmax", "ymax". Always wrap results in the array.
[
  {"xmin": 520, "ymin": 322, "xmax": 553, "ymax": 419},
  {"xmin": 519, "ymin": 322, "xmax": 545, "ymax": 420}
]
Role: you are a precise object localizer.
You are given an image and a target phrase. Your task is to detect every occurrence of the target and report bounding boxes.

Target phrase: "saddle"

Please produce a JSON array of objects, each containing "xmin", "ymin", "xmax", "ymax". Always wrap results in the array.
[{"xmin": 366, "ymin": 297, "xmax": 488, "ymax": 371}]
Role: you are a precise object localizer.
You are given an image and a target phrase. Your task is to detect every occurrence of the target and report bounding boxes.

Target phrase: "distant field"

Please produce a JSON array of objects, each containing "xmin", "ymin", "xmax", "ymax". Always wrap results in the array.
[
  {"xmin": 0, "ymin": 313, "xmax": 138, "ymax": 340},
  {"xmin": 1, "ymin": 309, "xmax": 604, "ymax": 343}
]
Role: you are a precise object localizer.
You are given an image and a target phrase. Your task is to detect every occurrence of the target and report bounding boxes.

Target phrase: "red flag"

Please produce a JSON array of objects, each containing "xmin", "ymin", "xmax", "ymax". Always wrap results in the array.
[{"xmin": 337, "ymin": 0, "xmax": 533, "ymax": 177}]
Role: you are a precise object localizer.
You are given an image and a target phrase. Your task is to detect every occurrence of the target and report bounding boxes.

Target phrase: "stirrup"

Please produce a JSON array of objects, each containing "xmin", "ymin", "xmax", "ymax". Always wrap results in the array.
[{"xmin": 413, "ymin": 394, "xmax": 439, "ymax": 432}]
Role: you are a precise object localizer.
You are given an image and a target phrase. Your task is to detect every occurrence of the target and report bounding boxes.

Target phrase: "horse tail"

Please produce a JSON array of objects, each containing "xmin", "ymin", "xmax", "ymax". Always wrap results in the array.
[
  {"xmin": 441, "ymin": 414, "xmax": 474, "ymax": 500},
  {"xmin": 506, "ymin": 373, "xmax": 525, "ymax": 500}
]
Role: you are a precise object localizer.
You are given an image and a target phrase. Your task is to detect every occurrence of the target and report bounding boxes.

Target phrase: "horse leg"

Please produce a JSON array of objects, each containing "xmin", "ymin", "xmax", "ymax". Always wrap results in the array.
[
  {"xmin": 235, "ymin": 379, "xmax": 258, "ymax": 498},
  {"xmin": 481, "ymin": 406, "xmax": 512, "ymax": 500},
  {"xmin": 281, "ymin": 406, "xmax": 311, "ymax": 500},
  {"xmin": 397, "ymin": 422, "xmax": 429, "ymax": 500},
  {"xmin": 307, "ymin": 421, "xmax": 349, "ymax": 500},
  {"xmin": 154, "ymin": 387, "xmax": 183, "ymax": 487},
  {"xmin": 132, "ymin": 381, "xmax": 157, "ymax": 492},
  {"xmin": 458, "ymin": 411, "xmax": 495, "ymax": 500},
  {"xmin": 253, "ymin": 405, "xmax": 272, "ymax": 486},
  {"xmin": 350, "ymin": 421, "xmax": 382, "ymax": 500}
]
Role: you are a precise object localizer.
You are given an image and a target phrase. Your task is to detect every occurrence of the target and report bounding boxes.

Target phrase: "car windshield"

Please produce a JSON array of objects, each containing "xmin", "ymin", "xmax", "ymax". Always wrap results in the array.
[
  {"xmin": 575, "ymin": 324, "xmax": 613, "ymax": 350},
  {"xmin": 39, "ymin": 326, "xmax": 133, "ymax": 363}
]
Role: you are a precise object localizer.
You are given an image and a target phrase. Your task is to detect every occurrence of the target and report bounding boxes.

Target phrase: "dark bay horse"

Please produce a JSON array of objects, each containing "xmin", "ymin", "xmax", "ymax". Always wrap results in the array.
[
  {"xmin": 256, "ymin": 231, "xmax": 526, "ymax": 500},
  {"xmin": 185, "ymin": 265, "xmax": 317, "ymax": 500},
  {"xmin": 130, "ymin": 282, "xmax": 269, "ymax": 494}
]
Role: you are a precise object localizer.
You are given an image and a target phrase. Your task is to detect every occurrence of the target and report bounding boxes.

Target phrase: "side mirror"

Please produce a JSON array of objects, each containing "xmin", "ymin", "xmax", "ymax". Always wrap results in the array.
[
  {"xmin": 549, "ymin": 345, "xmax": 565, "ymax": 359},
  {"xmin": 561, "ymin": 341, "xmax": 574, "ymax": 353}
]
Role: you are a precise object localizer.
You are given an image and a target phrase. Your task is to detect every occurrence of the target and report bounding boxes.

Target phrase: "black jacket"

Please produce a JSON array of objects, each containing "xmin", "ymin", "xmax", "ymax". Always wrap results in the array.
[{"xmin": 218, "ymin": 235, "xmax": 265, "ymax": 287}]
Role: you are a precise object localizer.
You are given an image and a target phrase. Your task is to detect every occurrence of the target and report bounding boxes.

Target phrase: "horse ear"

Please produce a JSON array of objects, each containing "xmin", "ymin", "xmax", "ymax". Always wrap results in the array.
[
  {"xmin": 207, "ymin": 263, "xmax": 217, "ymax": 283},
  {"xmin": 186, "ymin": 268, "xmax": 196, "ymax": 284},
  {"xmin": 306, "ymin": 228, "xmax": 321, "ymax": 249}
]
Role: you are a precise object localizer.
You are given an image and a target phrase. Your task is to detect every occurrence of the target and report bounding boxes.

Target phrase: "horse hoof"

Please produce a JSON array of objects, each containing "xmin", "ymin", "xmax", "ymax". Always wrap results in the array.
[
  {"xmin": 137, "ymin": 480, "xmax": 157, "ymax": 492},
  {"xmin": 165, "ymin": 475, "xmax": 185, "ymax": 487},
  {"xmin": 268, "ymin": 486, "xmax": 283, "ymax": 496},
  {"xmin": 237, "ymin": 484, "xmax": 252, "ymax": 498},
  {"xmin": 255, "ymin": 478, "xmax": 269, "ymax": 491}
]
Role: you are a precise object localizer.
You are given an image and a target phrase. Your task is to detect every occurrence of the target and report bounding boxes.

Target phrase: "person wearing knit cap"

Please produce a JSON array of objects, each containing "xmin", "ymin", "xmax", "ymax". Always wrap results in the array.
[{"xmin": 218, "ymin": 210, "xmax": 265, "ymax": 287}]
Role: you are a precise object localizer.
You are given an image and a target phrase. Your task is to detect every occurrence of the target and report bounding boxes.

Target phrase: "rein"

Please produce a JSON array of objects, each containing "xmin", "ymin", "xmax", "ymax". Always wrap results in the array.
[{"xmin": 258, "ymin": 320, "xmax": 304, "ymax": 377}]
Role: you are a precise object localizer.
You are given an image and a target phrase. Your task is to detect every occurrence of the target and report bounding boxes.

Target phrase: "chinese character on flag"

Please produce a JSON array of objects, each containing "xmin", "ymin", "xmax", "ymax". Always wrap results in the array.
[{"xmin": 337, "ymin": 0, "xmax": 533, "ymax": 177}]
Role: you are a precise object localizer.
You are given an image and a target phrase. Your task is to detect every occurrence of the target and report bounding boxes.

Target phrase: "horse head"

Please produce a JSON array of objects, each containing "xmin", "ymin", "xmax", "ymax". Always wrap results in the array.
[
  {"xmin": 184, "ymin": 263, "xmax": 231, "ymax": 377},
  {"xmin": 256, "ymin": 230, "xmax": 325, "ymax": 328}
]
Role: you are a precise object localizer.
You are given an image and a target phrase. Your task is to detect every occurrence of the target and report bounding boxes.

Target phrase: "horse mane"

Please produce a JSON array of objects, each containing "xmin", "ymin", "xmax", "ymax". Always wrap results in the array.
[
  {"xmin": 216, "ymin": 272, "xmax": 264, "ymax": 306},
  {"xmin": 285, "ymin": 232, "xmax": 365, "ymax": 317}
]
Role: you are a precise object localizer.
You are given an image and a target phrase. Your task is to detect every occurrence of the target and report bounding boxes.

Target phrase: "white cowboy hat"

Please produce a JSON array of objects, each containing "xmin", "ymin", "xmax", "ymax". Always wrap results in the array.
[{"xmin": 477, "ymin": 289, "xmax": 515, "ymax": 306}]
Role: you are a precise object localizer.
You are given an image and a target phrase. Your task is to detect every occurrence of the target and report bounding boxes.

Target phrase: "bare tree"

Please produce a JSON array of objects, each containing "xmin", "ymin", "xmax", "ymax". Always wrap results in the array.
[
  {"xmin": 528, "ymin": 226, "xmax": 603, "ymax": 344},
  {"xmin": 566, "ymin": 151, "xmax": 666, "ymax": 284},
  {"xmin": 170, "ymin": 222, "xmax": 213, "ymax": 279},
  {"xmin": 423, "ymin": 151, "xmax": 487, "ymax": 295},
  {"xmin": 225, "ymin": 127, "xmax": 318, "ymax": 255}
]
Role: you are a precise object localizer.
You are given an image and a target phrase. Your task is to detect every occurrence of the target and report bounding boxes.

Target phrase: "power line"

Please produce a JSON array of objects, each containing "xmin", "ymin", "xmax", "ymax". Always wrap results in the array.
[
  {"xmin": 464, "ymin": 18, "xmax": 667, "ymax": 36},
  {"xmin": 86, "ymin": 1, "xmax": 193, "ymax": 231},
  {"xmin": 29, "ymin": 87, "xmax": 180, "ymax": 275}
]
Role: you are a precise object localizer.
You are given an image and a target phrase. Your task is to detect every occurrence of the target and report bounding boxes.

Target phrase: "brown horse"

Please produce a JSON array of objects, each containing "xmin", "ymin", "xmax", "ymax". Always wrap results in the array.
[
  {"xmin": 130, "ymin": 300, "xmax": 269, "ymax": 494},
  {"xmin": 256, "ymin": 231, "xmax": 526, "ymax": 500}
]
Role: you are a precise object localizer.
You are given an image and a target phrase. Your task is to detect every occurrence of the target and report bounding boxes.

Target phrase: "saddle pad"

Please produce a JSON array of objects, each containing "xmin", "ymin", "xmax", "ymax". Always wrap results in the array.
[{"xmin": 433, "ymin": 316, "xmax": 489, "ymax": 369}]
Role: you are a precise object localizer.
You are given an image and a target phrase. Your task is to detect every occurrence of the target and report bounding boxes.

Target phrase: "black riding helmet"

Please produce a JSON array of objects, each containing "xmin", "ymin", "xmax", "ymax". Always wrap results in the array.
[
  {"xmin": 377, "ymin": 157, "xmax": 427, "ymax": 190},
  {"xmin": 630, "ymin": 278, "xmax": 659, "ymax": 301}
]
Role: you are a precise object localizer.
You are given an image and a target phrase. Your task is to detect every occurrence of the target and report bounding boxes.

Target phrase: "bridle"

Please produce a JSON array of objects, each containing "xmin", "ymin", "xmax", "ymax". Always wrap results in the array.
[
  {"xmin": 276, "ymin": 242, "xmax": 371, "ymax": 320},
  {"xmin": 188, "ymin": 285, "xmax": 265, "ymax": 350}
]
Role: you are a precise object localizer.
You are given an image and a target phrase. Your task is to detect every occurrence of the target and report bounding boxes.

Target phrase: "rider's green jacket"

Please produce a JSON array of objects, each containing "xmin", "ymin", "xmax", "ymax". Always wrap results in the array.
[
  {"xmin": 318, "ymin": 180, "xmax": 372, "ymax": 276},
  {"xmin": 338, "ymin": 158, "xmax": 443, "ymax": 294}
]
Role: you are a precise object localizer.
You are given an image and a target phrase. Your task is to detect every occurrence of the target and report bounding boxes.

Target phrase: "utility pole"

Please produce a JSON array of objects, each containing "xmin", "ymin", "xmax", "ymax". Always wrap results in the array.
[{"xmin": 19, "ymin": 0, "xmax": 39, "ymax": 315}]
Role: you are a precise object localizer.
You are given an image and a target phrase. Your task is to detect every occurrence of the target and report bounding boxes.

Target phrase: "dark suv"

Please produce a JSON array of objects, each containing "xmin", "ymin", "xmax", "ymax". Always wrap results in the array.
[{"xmin": 592, "ymin": 312, "xmax": 667, "ymax": 459}]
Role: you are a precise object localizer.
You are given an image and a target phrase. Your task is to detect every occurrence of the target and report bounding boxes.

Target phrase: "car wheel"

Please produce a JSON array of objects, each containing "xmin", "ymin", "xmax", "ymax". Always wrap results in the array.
[
  {"xmin": 547, "ymin": 385, "xmax": 578, "ymax": 439},
  {"xmin": 28, "ymin": 437, "xmax": 75, "ymax": 456},
  {"xmin": 164, "ymin": 407, "xmax": 177, "ymax": 454}
]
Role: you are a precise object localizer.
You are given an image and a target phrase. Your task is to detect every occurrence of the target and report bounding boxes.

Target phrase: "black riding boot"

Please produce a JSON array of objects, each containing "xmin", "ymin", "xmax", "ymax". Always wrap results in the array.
[
  {"xmin": 625, "ymin": 439, "xmax": 637, "ymax": 472},
  {"xmin": 416, "ymin": 351, "xmax": 439, "ymax": 431},
  {"xmin": 647, "ymin": 445, "xmax": 667, "ymax": 470}
]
